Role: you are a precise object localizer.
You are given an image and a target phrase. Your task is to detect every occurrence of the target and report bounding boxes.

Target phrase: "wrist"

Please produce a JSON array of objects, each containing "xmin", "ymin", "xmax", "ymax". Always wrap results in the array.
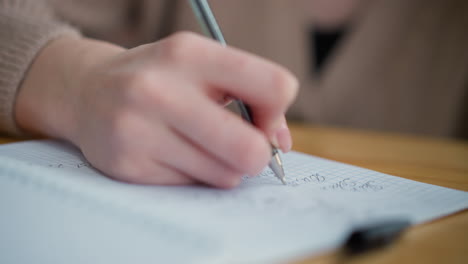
[
  {"xmin": 15, "ymin": 36, "xmax": 124, "ymax": 142},
  {"xmin": 61, "ymin": 38, "xmax": 126, "ymax": 143}
]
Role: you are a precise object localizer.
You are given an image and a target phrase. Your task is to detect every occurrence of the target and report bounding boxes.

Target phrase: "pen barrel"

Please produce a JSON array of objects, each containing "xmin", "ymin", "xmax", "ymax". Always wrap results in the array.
[
  {"xmin": 189, "ymin": 0, "xmax": 226, "ymax": 45},
  {"xmin": 189, "ymin": 0, "xmax": 280, "ymax": 158},
  {"xmin": 235, "ymin": 100, "xmax": 254, "ymax": 124}
]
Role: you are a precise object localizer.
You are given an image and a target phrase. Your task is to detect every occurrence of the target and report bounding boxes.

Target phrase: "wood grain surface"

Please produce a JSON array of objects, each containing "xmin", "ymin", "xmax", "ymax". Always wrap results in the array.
[{"xmin": 288, "ymin": 124, "xmax": 468, "ymax": 264}]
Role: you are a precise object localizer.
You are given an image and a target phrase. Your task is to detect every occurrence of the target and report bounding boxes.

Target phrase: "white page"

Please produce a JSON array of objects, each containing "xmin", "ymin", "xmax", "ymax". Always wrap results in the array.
[{"xmin": 0, "ymin": 140, "xmax": 467, "ymax": 263}]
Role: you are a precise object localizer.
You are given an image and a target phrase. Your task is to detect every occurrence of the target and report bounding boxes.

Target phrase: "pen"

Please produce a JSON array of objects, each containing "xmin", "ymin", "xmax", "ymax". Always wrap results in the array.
[
  {"xmin": 188, "ymin": 0, "xmax": 287, "ymax": 185},
  {"xmin": 344, "ymin": 219, "xmax": 410, "ymax": 255}
]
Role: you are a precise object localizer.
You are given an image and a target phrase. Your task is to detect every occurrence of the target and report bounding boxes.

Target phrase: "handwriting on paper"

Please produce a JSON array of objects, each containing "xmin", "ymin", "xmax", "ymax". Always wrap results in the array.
[
  {"xmin": 322, "ymin": 178, "xmax": 383, "ymax": 192},
  {"xmin": 257, "ymin": 169, "xmax": 383, "ymax": 192},
  {"xmin": 47, "ymin": 162, "xmax": 92, "ymax": 169}
]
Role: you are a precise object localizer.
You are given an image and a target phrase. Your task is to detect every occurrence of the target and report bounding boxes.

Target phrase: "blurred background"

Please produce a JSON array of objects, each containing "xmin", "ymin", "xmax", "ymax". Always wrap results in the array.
[{"xmin": 51, "ymin": 0, "xmax": 468, "ymax": 139}]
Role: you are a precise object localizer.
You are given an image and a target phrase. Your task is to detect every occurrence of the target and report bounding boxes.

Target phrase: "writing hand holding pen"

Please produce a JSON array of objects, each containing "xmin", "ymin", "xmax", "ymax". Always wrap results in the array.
[{"xmin": 16, "ymin": 34, "xmax": 298, "ymax": 188}]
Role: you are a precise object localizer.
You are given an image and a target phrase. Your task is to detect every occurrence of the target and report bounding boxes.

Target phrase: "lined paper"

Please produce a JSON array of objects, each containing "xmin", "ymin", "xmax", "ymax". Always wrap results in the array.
[{"xmin": 0, "ymin": 140, "xmax": 467, "ymax": 263}]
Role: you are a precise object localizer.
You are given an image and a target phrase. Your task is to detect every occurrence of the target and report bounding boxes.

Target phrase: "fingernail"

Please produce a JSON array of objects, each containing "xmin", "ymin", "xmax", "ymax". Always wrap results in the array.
[{"xmin": 272, "ymin": 119, "xmax": 292, "ymax": 152}]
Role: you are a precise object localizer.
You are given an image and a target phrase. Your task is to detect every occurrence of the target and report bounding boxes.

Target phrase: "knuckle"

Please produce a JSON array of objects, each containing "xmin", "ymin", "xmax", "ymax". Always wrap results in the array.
[
  {"xmin": 117, "ymin": 71, "xmax": 175, "ymax": 110},
  {"xmin": 160, "ymin": 31, "xmax": 200, "ymax": 63},
  {"xmin": 171, "ymin": 31, "xmax": 199, "ymax": 42},
  {"xmin": 119, "ymin": 71, "xmax": 154, "ymax": 105}
]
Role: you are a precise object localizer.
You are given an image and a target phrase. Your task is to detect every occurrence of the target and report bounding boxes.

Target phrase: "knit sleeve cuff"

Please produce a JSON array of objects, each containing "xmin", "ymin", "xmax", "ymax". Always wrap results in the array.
[{"xmin": 0, "ymin": 0, "xmax": 81, "ymax": 136}]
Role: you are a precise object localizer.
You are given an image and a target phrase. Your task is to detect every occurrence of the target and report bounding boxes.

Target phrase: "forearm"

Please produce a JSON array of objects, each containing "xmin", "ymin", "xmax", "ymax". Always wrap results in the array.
[
  {"xmin": 0, "ymin": 0, "xmax": 83, "ymax": 136},
  {"xmin": 15, "ymin": 37, "xmax": 125, "ymax": 141}
]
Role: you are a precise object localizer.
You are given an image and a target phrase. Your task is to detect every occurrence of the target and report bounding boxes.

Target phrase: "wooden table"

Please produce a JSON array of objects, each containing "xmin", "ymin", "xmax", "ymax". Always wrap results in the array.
[
  {"xmin": 1, "ymin": 124, "xmax": 467, "ymax": 263},
  {"xmin": 288, "ymin": 124, "xmax": 468, "ymax": 264}
]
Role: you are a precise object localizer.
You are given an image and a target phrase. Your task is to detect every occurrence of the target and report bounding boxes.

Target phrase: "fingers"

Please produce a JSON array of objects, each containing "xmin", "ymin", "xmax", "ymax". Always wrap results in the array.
[
  {"xmin": 74, "ymin": 32, "xmax": 298, "ymax": 188},
  {"xmin": 101, "ymin": 116, "xmax": 246, "ymax": 188},
  {"xmin": 272, "ymin": 115, "xmax": 293, "ymax": 153},
  {"xmin": 156, "ymin": 32, "xmax": 299, "ymax": 135},
  {"xmin": 155, "ymin": 126, "xmax": 245, "ymax": 189},
  {"xmin": 106, "ymin": 158, "xmax": 197, "ymax": 186},
  {"xmin": 119, "ymin": 126, "xmax": 243, "ymax": 188},
  {"xmin": 152, "ymin": 84, "xmax": 271, "ymax": 177}
]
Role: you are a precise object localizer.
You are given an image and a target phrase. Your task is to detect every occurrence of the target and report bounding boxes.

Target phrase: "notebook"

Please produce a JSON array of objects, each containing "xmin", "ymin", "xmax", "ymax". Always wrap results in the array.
[{"xmin": 0, "ymin": 140, "xmax": 467, "ymax": 263}]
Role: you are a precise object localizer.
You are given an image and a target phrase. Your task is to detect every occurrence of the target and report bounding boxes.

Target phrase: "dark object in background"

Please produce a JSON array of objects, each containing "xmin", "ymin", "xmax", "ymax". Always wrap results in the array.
[
  {"xmin": 310, "ymin": 28, "xmax": 347, "ymax": 75},
  {"xmin": 344, "ymin": 219, "xmax": 411, "ymax": 255}
]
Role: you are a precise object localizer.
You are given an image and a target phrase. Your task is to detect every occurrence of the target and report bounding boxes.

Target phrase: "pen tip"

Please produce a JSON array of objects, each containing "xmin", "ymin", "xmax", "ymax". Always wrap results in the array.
[{"xmin": 268, "ymin": 152, "xmax": 287, "ymax": 185}]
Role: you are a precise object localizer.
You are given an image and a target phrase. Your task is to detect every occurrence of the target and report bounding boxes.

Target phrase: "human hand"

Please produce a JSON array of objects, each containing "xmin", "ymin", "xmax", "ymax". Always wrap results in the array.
[{"xmin": 16, "ymin": 32, "xmax": 298, "ymax": 188}]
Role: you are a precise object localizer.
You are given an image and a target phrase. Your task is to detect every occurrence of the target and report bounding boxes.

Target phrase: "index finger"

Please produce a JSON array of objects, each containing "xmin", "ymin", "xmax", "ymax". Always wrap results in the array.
[{"xmin": 160, "ymin": 33, "xmax": 299, "ymax": 136}]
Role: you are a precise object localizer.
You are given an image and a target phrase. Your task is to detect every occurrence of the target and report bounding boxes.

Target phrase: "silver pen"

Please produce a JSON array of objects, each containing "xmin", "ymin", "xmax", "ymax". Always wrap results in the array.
[{"xmin": 188, "ymin": 0, "xmax": 287, "ymax": 185}]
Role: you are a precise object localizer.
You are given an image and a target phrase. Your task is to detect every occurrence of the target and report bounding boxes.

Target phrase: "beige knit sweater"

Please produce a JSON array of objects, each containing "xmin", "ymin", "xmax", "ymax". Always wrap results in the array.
[{"xmin": 1, "ymin": 0, "xmax": 467, "ymax": 138}]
